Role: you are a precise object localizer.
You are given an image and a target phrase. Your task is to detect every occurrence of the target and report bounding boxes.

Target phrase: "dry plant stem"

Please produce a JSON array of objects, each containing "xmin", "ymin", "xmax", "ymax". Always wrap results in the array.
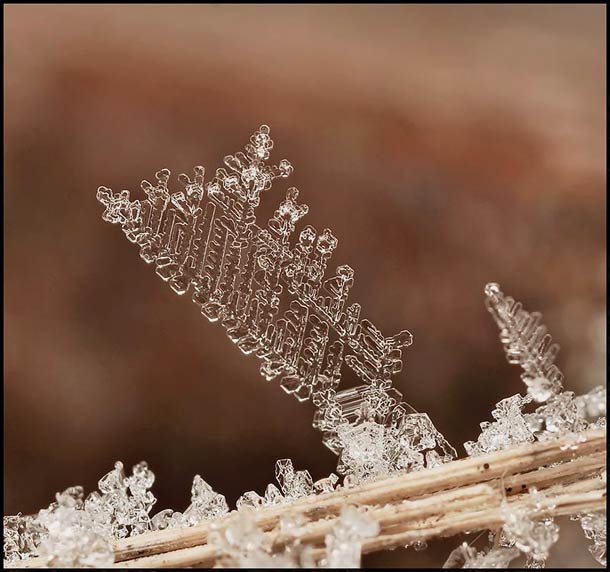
[
  {"xmin": 115, "ymin": 428, "xmax": 606, "ymax": 560},
  {"xmin": 117, "ymin": 478, "xmax": 605, "ymax": 569},
  {"xmin": 13, "ymin": 429, "xmax": 606, "ymax": 569}
]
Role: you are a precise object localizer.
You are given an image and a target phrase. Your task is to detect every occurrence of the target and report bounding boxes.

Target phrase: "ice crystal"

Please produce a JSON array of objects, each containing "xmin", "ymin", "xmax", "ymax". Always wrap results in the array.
[
  {"xmin": 85, "ymin": 461, "xmax": 157, "ymax": 539},
  {"xmin": 276, "ymin": 459, "xmax": 314, "ymax": 499},
  {"xmin": 3, "ymin": 513, "xmax": 44, "ymax": 565},
  {"xmin": 151, "ymin": 474, "xmax": 228, "ymax": 530},
  {"xmin": 575, "ymin": 386, "xmax": 607, "ymax": 426},
  {"xmin": 464, "ymin": 394, "xmax": 535, "ymax": 456},
  {"xmin": 96, "ymin": 125, "xmax": 455, "ymax": 481},
  {"xmin": 209, "ymin": 507, "xmax": 268, "ymax": 567},
  {"xmin": 3, "ymin": 461, "xmax": 181, "ymax": 566},
  {"xmin": 236, "ymin": 459, "xmax": 336, "ymax": 510},
  {"xmin": 575, "ymin": 511, "xmax": 606, "ymax": 566},
  {"xmin": 466, "ymin": 284, "xmax": 606, "ymax": 457},
  {"xmin": 323, "ymin": 505, "xmax": 380, "ymax": 568},
  {"xmin": 34, "ymin": 487, "xmax": 114, "ymax": 568},
  {"xmin": 484, "ymin": 283, "xmax": 564, "ymax": 402},
  {"xmin": 499, "ymin": 488, "xmax": 559, "ymax": 563},
  {"xmin": 313, "ymin": 473, "xmax": 339, "ymax": 494},
  {"xmin": 443, "ymin": 542, "xmax": 520, "ymax": 569},
  {"xmin": 209, "ymin": 507, "xmax": 314, "ymax": 568}
]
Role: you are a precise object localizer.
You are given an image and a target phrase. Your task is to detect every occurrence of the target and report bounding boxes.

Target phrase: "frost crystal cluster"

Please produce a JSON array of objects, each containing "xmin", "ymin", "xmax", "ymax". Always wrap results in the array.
[
  {"xmin": 151, "ymin": 474, "xmax": 229, "ymax": 530},
  {"xmin": 443, "ymin": 542, "xmax": 520, "ymax": 569},
  {"xmin": 322, "ymin": 505, "xmax": 380, "ymax": 568},
  {"xmin": 4, "ymin": 127, "xmax": 606, "ymax": 569},
  {"xmin": 575, "ymin": 510, "xmax": 606, "ymax": 566},
  {"xmin": 499, "ymin": 488, "xmax": 560, "ymax": 566},
  {"xmin": 456, "ymin": 283, "xmax": 606, "ymax": 568},
  {"xmin": 465, "ymin": 283, "xmax": 606, "ymax": 456},
  {"xmin": 3, "ymin": 461, "xmax": 163, "ymax": 567},
  {"xmin": 96, "ymin": 125, "xmax": 456, "ymax": 482},
  {"xmin": 235, "ymin": 458, "xmax": 337, "ymax": 509},
  {"xmin": 2, "ymin": 458, "xmax": 373, "ymax": 569},
  {"xmin": 3, "ymin": 461, "xmax": 229, "ymax": 567}
]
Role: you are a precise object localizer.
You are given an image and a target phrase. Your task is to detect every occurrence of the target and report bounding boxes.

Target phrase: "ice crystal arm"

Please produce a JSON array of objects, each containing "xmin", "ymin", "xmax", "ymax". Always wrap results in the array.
[{"xmin": 484, "ymin": 283, "xmax": 564, "ymax": 402}]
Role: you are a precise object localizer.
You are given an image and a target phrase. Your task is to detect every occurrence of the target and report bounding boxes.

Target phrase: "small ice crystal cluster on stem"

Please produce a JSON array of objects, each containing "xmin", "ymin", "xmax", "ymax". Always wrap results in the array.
[
  {"xmin": 151, "ymin": 474, "xmax": 229, "ymax": 530},
  {"xmin": 465, "ymin": 283, "xmax": 605, "ymax": 456},
  {"xmin": 4, "ymin": 461, "xmax": 160, "ymax": 567},
  {"xmin": 322, "ymin": 505, "xmax": 380, "ymax": 568},
  {"xmin": 443, "ymin": 488, "xmax": 561, "ymax": 570},
  {"xmin": 209, "ymin": 503, "xmax": 378, "ymax": 568},
  {"xmin": 32, "ymin": 487, "xmax": 113, "ymax": 568},
  {"xmin": 236, "ymin": 458, "xmax": 338, "ymax": 509},
  {"xmin": 2, "ymin": 461, "xmax": 229, "ymax": 567},
  {"xmin": 498, "ymin": 487, "xmax": 560, "ymax": 567},
  {"xmin": 455, "ymin": 283, "xmax": 606, "ymax": 568}
]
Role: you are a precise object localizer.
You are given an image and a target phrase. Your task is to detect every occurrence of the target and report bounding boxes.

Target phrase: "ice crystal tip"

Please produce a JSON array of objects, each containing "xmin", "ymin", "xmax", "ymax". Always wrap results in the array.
[{"xmin": 484, "ymin": 282, "xmax": 501, "ymax": 299}]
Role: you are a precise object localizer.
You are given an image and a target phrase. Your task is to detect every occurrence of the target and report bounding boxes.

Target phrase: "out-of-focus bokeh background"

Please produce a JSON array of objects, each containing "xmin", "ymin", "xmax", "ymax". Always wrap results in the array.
[{"xmin": 4, "ymin": 4, "xmax": 606, "ymax": 567}]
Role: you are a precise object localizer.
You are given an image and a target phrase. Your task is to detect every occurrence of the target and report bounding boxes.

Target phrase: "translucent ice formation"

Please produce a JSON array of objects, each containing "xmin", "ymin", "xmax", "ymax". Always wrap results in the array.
[{"xmin": 97, "ymin": 125, "xmax": 455, "ymax": 481}]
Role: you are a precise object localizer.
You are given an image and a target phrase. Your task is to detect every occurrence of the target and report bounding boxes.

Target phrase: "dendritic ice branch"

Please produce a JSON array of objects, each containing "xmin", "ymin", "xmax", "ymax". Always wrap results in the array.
[
  {"xmin": 96, "ymin": 125, "xmax": 456, "ymax": 482},
  {"xmin": 484, "ymin": 282, "xmax": 565, "ymax": 403}
]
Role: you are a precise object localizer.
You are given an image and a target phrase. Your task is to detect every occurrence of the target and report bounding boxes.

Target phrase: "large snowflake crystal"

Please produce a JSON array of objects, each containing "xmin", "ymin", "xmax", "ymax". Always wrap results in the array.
[{"xmin": 96, "ymin": 125, "xmax": 455, "ymax": 478}]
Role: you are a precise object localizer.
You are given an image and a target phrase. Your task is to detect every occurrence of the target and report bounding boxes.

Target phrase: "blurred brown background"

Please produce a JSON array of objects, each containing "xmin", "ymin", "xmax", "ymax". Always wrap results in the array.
[{"xmin": 4, "ymin": 4, "xmax": 606, "ymax": 567}]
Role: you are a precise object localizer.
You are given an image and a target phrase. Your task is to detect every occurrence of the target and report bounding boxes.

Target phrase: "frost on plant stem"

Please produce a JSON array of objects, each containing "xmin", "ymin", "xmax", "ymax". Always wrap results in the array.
[
  {"xmin": 499, "ymin": 487, "xmax": 560, "ymax": 565},
  {"xmin": 96, "ymin": 125, "xmax": 456, "ymax": 483},
  {"xmin": 458, "ymin": 284, "xmax": 606, "ymax": 568},
  {"xmin": 322, "ymin": 505, "xmax": 380, "ymax": 568},
  {"xmin": 5, "ymin": 128, "xmax": 606, "ymax": 569},
  {"xmin": 151, "ymin": 474, "xmax": 229, "ymax": 530},
  {"xmin": 236, "ymin": 458, "xmax": 339, "ymax": 509},
  {"xmin": 34, "ymin": 487, "xmax": 114, "ymax": 568},
  {"xmin": 465, "ymin": 284, "xmax": 606, "ymax": 457}
]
